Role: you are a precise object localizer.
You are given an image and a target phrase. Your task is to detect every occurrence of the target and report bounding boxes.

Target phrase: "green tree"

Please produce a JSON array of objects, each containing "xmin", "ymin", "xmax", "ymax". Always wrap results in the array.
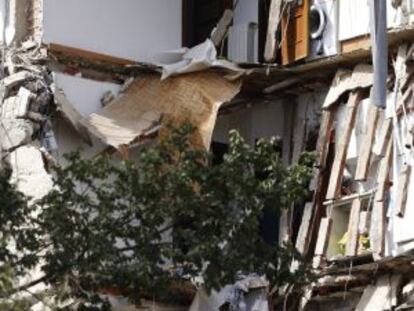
[{"xmin": 0, "ymin": 125, "xmax": 314, "ymax": 310}]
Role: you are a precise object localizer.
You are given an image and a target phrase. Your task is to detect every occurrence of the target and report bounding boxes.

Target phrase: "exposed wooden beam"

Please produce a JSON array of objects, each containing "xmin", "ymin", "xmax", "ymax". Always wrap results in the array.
[
  {"xmin": 264, "ymin": 0, "xmax": 282, "ymax": 62},
  {"xmin": 396, "ymin": 164, "xmax": 412, "ymax": 217},
  {"xmin": 313, "ymin": 217, "xmax": 332, "ymax": 268},
  {"xmin": 374, "ymin": 137, "xmax": 393, "ymax": 202},
  {"xmin": 355, "ymin": 104, "xmax": 380, "ymax": 181},
  {"xmin": 48, "ymin": 43, "xmax": 136, "ymax": 66},
  {"xmin": 326, "ymin": 91, "xmax": 364, "ymax": 200},
  {"xmin": 295, "ymin": 202, "xmax": 314, "ymax": 254},
  {"xmin": 345, "ymin": 198, "xmax": 362, "ymax": 257}
]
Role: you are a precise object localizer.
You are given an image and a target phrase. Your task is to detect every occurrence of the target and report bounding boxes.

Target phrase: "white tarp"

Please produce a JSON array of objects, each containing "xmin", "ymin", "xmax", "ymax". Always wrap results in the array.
[{"xmin": 155, "ymin": 39, "xmax": 247, "ymax": 80}]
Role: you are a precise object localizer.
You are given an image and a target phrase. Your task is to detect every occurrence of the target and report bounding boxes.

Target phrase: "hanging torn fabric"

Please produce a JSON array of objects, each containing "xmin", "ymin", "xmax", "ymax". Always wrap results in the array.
[{"xmin": 370, "ymin": 0, "xmax": 388, "ymax": 108}]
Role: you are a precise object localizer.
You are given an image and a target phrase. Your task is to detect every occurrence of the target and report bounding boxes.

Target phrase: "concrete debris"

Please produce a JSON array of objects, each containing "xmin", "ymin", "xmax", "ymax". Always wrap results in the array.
[
  {"xmin": 7, "ymin": 144, "xmax": 54, "ymax": 201},
  {"xmin": 0, "ymin": 119, "xmax": 34, "ymax": 150},
  {"xmin": 2, "ymin": 70, "xmax": 33, "ymax": 89},
  {"xmin": 323, "ymin": 64, "xmax": 373, "ymax": 109},
  {"xmin": 0, "ymin": 40, "xmax": 55, "ymax": 203},
  {"xmin": 1, "ymin": 87, "xmax": 33, "ymax": 118}
]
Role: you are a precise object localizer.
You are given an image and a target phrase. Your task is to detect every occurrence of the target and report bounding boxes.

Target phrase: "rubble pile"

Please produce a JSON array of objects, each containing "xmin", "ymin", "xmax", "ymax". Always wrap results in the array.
[{"xmin": 0, "ymin": 41, "xmax": 55, "ymax": 200}]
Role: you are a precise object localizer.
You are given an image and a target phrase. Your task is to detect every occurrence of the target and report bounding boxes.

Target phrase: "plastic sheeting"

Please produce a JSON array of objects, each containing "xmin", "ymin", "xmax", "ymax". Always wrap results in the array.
[{"xmin": 155, "ymin": 39, "xmax": 247, "ymax": 80}]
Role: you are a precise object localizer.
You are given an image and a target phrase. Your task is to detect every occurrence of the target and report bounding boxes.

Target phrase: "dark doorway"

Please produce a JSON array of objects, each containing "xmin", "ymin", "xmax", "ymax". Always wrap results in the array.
[{"xmin": 182, "ymin": 0, "xmax": 233, "ymax": 48}]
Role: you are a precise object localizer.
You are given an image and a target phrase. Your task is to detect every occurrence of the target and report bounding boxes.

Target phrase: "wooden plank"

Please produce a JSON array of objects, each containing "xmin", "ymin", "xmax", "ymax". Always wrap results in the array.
[
  {"xmin": 314, "ymin": 217, "xmax": 332, "ymax": 256},
  {"xmin": 359, "ymin": 211, "xmax": 371, "ymax": 235},
  {"xmin": 263, "ymin": 76, "xmax": 302, "ymax": 94},
  {"xmin": 326, "ymin": 91, "xmax": 363, "ymax": 200},
  {"xmin": 48, "ymin": 43, "xmax": 136, "ymax": 66},
  {"xmin": 291, "ymin": 101, "xmax": 308, "ymax": 164},
  {"xmin": 396, "ymin": 164, "xmax": 412, "ymax": 217},
  {"xmin": 295, "ymin": 202, "xmax": 314, "ymax": 254},
  {"xmin": 341, "ymin": 35, "xmax": 371, "ymax": 54},
  {"xmin": 355, "ymin": 104, "xmax": 380, "ymax": 181},
  {"xmin": 374, "ymin": 137, "xmax": 393, "ymax": 202},
  {"xmin": 371, "ymin": 200, "xmax": 387, "ymax": 259},
  {"xmin": 211, "ymin": 9, "xmax": 234, "ymax": 47},
  {"xmin": 309, "ymin": 109, "xmax": 335, "ymax": 190},
  {"xmin": 373, "ymin": 117, "xmax": 392, "ymax": 156},
  {"xmin": 323, "ymin": 190, "xmax": 375, "ymax": 207},
  {"xmin": 264, "ymin": 0, "xmax": 283, "ymax": 62},
  {"xmin": 345, "ymin": 198, "xmax": 362, "ymax": 257},
  {"xmin": 316, "ymin": 110, "xmax": 335, "ymax": 170},
  {"xmin": 281, "ymin": 0, "xmax": 310, "ymax": 65}
]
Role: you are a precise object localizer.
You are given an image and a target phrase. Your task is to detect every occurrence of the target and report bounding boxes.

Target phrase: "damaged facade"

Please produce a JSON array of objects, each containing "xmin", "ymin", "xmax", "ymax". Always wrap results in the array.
[{"xmin": 2, "ymin": 0, "xmax": 414, "ymax": 310}]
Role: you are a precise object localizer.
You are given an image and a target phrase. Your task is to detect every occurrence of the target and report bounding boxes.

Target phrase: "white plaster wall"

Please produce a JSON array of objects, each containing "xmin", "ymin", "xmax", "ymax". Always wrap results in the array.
[
  {"xmin": 53, "ymin": 73, "xmax": 122, "ymax": 161},
  {"xmin": 233, "ymin": 0, "xmax": 259, "ymax": 25},
  {"xmin": 213, "ymin": 100, "xmax": 284, "ymax": 146},
  {"xmin": 54, "ymin": 73, "xmax": 121, "ymax": 117},
  {"xmin": 386, "ymin": 112, "xmax": 414, "ymax": 256},
  {"xmin": 339, "ymin": 0, "xmax": 403, "ymax": 41},
  {"xmin": 43, "ymin": 0, "xmax": 182, "ymax": 62},
  {"xmin": 0, "ymin": 0, "xmax": 6, "ymax": 44}
]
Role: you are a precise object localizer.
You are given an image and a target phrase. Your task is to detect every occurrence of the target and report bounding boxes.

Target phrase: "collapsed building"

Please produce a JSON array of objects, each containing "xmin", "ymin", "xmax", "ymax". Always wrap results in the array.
[{"xmin": 1, "ymin": 0, "xmax": 414, "ymax": 310}]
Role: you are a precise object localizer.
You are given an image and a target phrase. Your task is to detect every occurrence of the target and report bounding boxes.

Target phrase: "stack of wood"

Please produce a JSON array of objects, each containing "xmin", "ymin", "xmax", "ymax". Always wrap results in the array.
[
  {"xmin": 297, "ymin": 42, "xmax": 414, "ymax": 310},
  {"xmin": 0, "ymin": 40, "xmax": 54, "ymax": 163},
  {"xmin": 295, "ymin": 43, "xmax": 414, "ymax": 273}
]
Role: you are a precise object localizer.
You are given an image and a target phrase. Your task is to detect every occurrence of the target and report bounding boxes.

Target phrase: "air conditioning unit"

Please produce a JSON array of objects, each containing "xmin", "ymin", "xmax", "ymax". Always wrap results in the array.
[
  {"xmin": 309, "ymin": 0, "xmax": 339, "ymax": 59},
  {"xmin": 228, "ymin": 22, "xmax": 258, "ymax": 64}
]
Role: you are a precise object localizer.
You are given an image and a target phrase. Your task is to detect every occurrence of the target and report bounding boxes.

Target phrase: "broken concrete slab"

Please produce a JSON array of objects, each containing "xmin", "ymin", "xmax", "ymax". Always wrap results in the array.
[
  {"xmin": 15, "ymin": 87, "xmax": 33, "ymax": 117},
  {"xmin": 323, "ymin": 64, "xmax": 373, "ymax": 109},
  {"xmin": 0, "ymin": 87, "xmax": 33, "ymax": 118},
  {"xmin": 0, "ymin": 119, "xmax": 34, "ymax": 150},
  {"xmin": 2, "ymin": 70, "xmax": 32, "ymax": 88},
  {"xmin": 0, "ymin": 70, "xmax": 33, "ymax": 102},
  {"xmin": 8, "ymin": 144, "xmax": 54, "ymax": 201}
]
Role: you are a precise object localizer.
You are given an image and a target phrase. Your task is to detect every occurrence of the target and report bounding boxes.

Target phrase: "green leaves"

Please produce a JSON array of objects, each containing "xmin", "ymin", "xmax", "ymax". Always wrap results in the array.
[{"xmin": 0, "ymin": 123, "xmax": 315, "ymax": 309}]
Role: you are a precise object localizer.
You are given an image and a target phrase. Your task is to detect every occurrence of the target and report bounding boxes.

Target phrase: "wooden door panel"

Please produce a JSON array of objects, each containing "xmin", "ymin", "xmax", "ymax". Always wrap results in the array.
[{"xmin": 281, "ymin": 0, "xmax": 310, "ymax": 65}]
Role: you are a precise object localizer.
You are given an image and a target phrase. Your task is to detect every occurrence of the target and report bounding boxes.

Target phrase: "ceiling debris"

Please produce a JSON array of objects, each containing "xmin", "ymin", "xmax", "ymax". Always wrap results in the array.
[
  {"xmin": 52, "ymin": 83, "xmax": 92, "ymax": 145},
  {"xmin": 323, "ymin": 64, "xmax": 373, "ymax": 109},
  {"xmin": 81, "ymin": 71, "xmax": 241, "ymax": 150}
]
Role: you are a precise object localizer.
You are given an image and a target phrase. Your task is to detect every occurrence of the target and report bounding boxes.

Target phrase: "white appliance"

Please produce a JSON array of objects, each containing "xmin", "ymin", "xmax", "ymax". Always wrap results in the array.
[
  {"xmin": 228, "ymin": 22, "xmax": 259, "ymax": 63},
  {"xmin": 309, "ymin": 0, "xmax": 339, "ymax": 59}
]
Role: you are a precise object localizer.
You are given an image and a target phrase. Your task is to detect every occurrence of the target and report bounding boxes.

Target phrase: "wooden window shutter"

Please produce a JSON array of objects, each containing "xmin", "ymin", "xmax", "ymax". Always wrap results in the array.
[{"xmin": 281, "ymin": 0, "xmax": 310, "ymax": 65}]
